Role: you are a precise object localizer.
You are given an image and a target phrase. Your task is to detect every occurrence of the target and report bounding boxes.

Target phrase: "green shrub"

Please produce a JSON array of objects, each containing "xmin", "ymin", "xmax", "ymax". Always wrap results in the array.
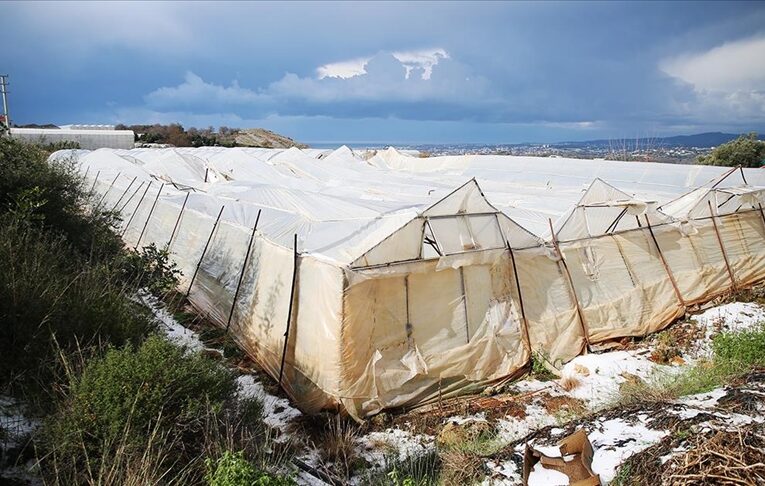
[
  {"xmin": 0, "ymin": 137, "xmax": 123, "ymax": 261},
  {"xmin": 619, "ymin": 324, "xmax": 765, "ymax": 406},
  {"xmin": 0, "ymin": 219, "xmax": 156, "ymax": 392},
  {"xmin": 41, "ymin": 336, "xmax": 237, "ymax": 481},
  {"xmin": 117, "ymin": 243, "xmax": 181, "ymax": 297},
  {"xmin": 0, "ymin": 139, "xmax": 187, "ymax": 393},
  {"xmin": 204, "ymin": 450, "xmax": 295, "ymax": 486},
  {"xmin": 712, "ymin": 323, "xmax": 765, "ymax": 370},
  {"xmin": 57, "ymin": 335, "xmax": 234, "ymax": 443},
  {"xmin": 697, "ymin": 132, "xmax": 765, "ymax": 168},
  {"xmin": 530, "ymin": 352, "xmax": 556, "ymax": 381}
]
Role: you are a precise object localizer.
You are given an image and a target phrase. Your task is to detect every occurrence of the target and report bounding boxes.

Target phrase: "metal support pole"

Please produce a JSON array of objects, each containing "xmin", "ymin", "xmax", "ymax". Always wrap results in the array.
[
  {"xmin": 118, "ymin": 180, "xmax": 145, "ymax": 213},
  {"xmin": 644, "ymin": 215, "xmax": 685, "ymax": 308},
  {"xmin": 89, "ymin": 170, "xmax": 101, "ymax": 194},
  {"xmin": 167, "ymin": 192, "xmax": 190, "ymax": 249},
  {"xmin": 121, "ymin": 181, "xmax": 152, "ymax": 237},
  {"xmin": 758, "ymin": 204, "xmax": 765, "ymax": 231},
  {"xmin": 226, "ymin": 209, "xmax": 261, "ymax": 331},
  {"xmin": 110, "ymin": 176, "xmax": 137, "ymax": 212},
  {"xmin": 184, "ymin": 205, "xmax": 225, "ymax": 300},
  {"xmin": 549, "ymin": 218, "xmax": 590, "ymax": 347},
  {"xmin": 459, "ymin": 266, "xmax": 470, "ymax": 343},
  {"xmin": 279, "ymin": 234, "xmax": 299, "ymax": 386},
  {"xmin": 95, "ymin": 172, "xmax": 121, "ymax": 208},
  {"xmin": 708, "ymin": 201, "xmax": 737, "ymax": 291},
  {"xmin": 507, "ymin": 242, "xmax": 532, "ymax": 353},
  {"xmin": 135, "ymin": 183, "xmax": 165, "ymax": 250}
]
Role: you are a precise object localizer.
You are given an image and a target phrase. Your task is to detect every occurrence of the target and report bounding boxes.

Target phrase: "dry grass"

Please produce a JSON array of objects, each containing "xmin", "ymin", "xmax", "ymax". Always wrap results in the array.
[
  {"xmin": 439, "ymin": 448, "xmax": 485, "ymax": 484},
  {"xmin": 666, "ymin": 426, "xmax": 765, "ymax": 485},
  {"xmin": 618, "ymin": 423, "xmax": 765, "ymax": 485},
  {"xmin": 559, "ymin": 375, "xmax": 581, "ymax": 391},
  {"xmin": 315, "ymin": 415, "xmax": 362, "ymax": 480}
]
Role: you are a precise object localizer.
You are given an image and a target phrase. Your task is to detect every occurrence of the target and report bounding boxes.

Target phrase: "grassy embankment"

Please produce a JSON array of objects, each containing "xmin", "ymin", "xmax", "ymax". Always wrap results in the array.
[{"xmin": 0, "ymin": 138, "xmax": 293, "ymax": 485}]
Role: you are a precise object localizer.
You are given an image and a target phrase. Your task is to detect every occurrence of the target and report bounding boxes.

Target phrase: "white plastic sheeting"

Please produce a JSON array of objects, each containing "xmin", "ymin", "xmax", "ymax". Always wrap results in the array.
[{"xmin": 55, "ymin": 146, "xmax": 765, "ymax": 419}]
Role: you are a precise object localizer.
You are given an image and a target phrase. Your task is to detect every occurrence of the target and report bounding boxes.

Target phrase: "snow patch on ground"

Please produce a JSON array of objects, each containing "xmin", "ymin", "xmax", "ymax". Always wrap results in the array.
[
  {"xmin": 484, "ymin": 459, "xmax": 522, "ymax": 485},
  {"xmin": 559, "ymin": 351, "xmax": 661, "ymax": 408},
  {"xmin": 357, "ymin": 428, "xmax": 434, "ymax": 464},
  {"xmin": 677, "ymin": 387, "xmax": 727, "ymax": 408},
  {"xmin": 687, "ymin": 301, "xmax": 765, "ymax": 359},
  {"xmin": 496, "ymin": 403, "xmax": 558, "ymax": 443},
  {"xmin": 0, "ymin": 396, "xmax": 38, "ymax": 449},
  {"xmin": 140, "ymin": 293, "xmax": 205, "ymax": 352},
  {"xmin": 447, "ymin": 412, "xmax": 488, "ymax": 425},
  {"xmin": 236, "ymin": 375, "xmax": 302, "ymax": 437},
  {"xmin": 588, "ymin": 418, "xmax": 668, "ymax": 483},
  {"xmin": 528, "ymin": 461, "xmax": 570, "ymax": 485}
]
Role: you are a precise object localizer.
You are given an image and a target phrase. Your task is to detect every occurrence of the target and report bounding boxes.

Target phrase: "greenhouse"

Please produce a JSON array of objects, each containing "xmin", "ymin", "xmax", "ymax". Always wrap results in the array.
[{"xmin": 54, "ymin": 146, "xmax": 765, "ymax": 420}]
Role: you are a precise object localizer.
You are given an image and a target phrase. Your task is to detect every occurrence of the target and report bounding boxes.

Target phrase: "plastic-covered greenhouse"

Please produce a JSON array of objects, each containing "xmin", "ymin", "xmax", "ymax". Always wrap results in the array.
[{"xmin": 53, "ymin": 146, "xmax": 765, "ymax": 420}]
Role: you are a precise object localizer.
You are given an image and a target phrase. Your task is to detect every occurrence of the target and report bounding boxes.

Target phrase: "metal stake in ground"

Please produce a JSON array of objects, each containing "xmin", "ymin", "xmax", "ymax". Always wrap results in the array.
[
  {"xmin": 644, "ymin": 214, "xmax": 686, "ymax": 308},
  {"xmin": 226, "ymin": 209, "xmax": 262, "ymax": 332},
  {"xmin": 135, "ymin": 183, "xmax": 165, "ymax": 250},
  {"xmin": 118, "ymin": 180, "xmax": 146, "ymax": 213},
  {"xmin": 507, "ymin": 240, "xmax": 533, "ymax": 354},
  {"xmin": 89, "ymin": 170, "xmax": 101, "ymax": 195},
  {"xmin": 110, "ymin": 176, "xmax": 138, "ymax": 213},
  {"xmin": 95, "ymin": 172, "xmax": 121, "ymax": 208},
  {"xmin": 708, "ymin": 201, "xmax": 737, "ymax": 291},
  {"xmin": 548, "ymin": 218, "xmax": 590, "ymax": 348},
  {"xmin": 279, "ymin": 233, "xmax": 299, "ymax": 387},
  {"xmin": 121, "ymin": 181, "xmax": 153, "ymax": 237},
  {"xmin": 166, "ymin": 192, "xmax": 190, "ymax": 249},
  {"xmin": 184, "ymin": 205, "xmax": 226, "ymax": 300}
]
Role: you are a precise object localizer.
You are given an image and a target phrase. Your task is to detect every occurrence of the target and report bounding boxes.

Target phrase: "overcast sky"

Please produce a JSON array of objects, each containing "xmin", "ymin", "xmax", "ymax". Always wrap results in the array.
[{"xmin": 2, "ymin": 1, "xmax": 764, "ymax": 144}]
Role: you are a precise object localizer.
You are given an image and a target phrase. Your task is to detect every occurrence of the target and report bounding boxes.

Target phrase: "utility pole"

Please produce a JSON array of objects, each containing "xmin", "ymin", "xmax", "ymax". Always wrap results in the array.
[{"xmin": 0, "ymin": 75, "xmax": 9, "ymax": 130}]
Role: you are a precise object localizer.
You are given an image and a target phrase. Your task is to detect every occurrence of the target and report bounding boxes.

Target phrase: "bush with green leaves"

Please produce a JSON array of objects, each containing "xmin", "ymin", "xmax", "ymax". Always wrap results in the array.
[
  {"xmin": 619, "ymin": 323, "xmax": 765, "ymax": 406},
  {"xmin": 42, "ymin": 335, "xmax": 237, "ymax": 481},
  {"xmin": 0, "ymin": 137, "xmax": 124, "ymax": 260},
  {"xmin": 712, "ymin": 323, "xmax": 765, "ymax": 370},
  {"xmin": 0, "ymin": 218, "xmax": 156, "ymax": 392},
  {"xmin": 205, "ymin": 450, "xmax": 295, "ymax": 486},
  {"xmin": 52, "ymin": 335, "xmax": 235, "ymax": 443},
  {"xmin": 697, "ymin": 132, "xmax": 765, "ymax": 168},
  {"xmin": 0, "ymin": 139, "xmax": 186, "ymax": 392},
  {"xmin": 117, "ymin": 243, "xmax": 181, "ymax": 296}
]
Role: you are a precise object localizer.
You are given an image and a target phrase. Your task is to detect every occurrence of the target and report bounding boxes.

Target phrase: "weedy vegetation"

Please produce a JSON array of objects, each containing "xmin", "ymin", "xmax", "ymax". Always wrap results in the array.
[
  {"xmin": 0, "ymin": 138, "xmax": 293, "ymax": 485},
  {"xmin": 619, "ymin": 323, "xmax": 765, "ymax": 405}
]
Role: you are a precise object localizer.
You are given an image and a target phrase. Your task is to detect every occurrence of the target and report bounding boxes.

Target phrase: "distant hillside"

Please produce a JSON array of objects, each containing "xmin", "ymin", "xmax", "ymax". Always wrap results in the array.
[
  {"xmin": 233, "ymin": 128, "xmax": 307, "ymax": 149},
  {"xmin": 555, "ymin": 132, "xmax": 764, "ymax": 149},
  {"xmin": 114, "ymin": 123, "xmax": 306, "ymax": 148}
]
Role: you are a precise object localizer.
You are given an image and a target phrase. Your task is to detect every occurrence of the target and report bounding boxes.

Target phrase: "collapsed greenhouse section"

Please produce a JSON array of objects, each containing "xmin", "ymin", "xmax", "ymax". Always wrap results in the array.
[{"xmin": 53, "ymin": 146, "xmax": 765, "ymax": 420}]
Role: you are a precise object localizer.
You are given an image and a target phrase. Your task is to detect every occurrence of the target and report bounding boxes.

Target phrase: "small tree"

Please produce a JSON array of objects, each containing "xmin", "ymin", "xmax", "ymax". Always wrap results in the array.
[{"xmin": 697, "ymin": 132, "xmax": 765, "ymax": 168}]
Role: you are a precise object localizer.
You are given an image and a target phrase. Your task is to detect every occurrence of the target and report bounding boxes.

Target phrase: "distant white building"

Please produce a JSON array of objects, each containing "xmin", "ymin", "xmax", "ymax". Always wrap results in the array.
[{"xmin": 10, "ymin": 126, "xmax": 134, "ymax": 149}]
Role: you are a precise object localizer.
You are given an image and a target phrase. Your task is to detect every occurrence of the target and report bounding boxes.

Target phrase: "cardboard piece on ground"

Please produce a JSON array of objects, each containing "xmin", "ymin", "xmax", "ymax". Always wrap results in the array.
[{"xmin": 523, "ymin": 429, "xmax": 601, "ymax": 486}]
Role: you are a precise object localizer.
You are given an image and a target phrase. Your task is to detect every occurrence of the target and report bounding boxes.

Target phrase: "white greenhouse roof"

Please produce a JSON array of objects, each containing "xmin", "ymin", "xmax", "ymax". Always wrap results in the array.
[{"xmin": 55, "ymin": 146, "xmax": 765, "ymax": 264}]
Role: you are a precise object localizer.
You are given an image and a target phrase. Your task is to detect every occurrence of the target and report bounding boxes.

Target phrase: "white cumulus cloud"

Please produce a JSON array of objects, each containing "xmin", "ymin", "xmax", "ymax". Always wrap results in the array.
[
  {"xmin": 143, "ymin": 49, "xmax": 489, "ymax": 120},
  {"xmin": 317, "ymin": 57, "xmax": 371, "ymax": 79},
  {"xmin": 392, "ymin": 48, "xmax": 450, "ymax": 80},
  {"xmin": 659, "ymin": 34, "xmax": 765, "ymax": 123},
  {"xmin": 661, "ymin": 35, "xmax": 765, "ymax": 91}
]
